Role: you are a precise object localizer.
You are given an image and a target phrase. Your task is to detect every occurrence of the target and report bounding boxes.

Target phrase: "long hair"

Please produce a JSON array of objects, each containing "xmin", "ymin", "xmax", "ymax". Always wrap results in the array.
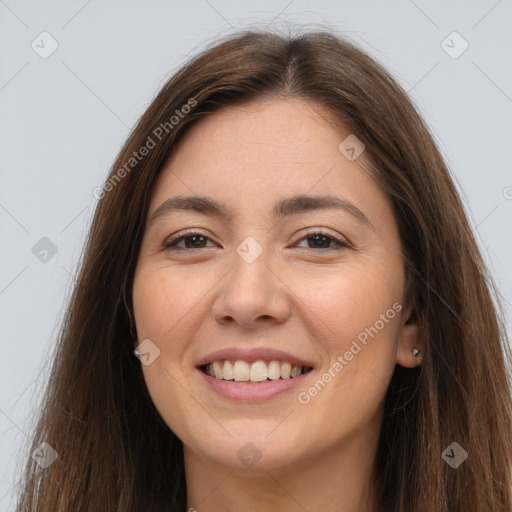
[{"xmin": 15, "ymin": 27, "xmax": 512, "ymax": 512}]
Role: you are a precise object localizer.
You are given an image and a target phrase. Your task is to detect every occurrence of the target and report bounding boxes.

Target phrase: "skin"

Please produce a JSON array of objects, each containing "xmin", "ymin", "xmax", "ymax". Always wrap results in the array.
[{"xmin": 132, "ymin": 97, "xmax": 423, "ymax": 512}]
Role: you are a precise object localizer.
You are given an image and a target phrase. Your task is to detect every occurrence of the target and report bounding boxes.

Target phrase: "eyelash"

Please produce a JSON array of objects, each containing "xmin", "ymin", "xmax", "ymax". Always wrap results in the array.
[{"xmin": 163, "ymin": 228, "xmax": 351, "ymax": 252}]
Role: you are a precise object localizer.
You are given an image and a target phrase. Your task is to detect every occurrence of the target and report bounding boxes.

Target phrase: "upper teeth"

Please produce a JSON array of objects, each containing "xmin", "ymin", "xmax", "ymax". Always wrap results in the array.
[{"xmin": 204, "ymin": 360, "xmax": 309, "ymax": 382}]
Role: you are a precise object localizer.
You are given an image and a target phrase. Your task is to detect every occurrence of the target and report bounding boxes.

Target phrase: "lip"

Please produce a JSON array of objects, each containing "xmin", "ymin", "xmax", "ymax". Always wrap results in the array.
[
  {"xmin": 195, "ymin": 347, "xmax": 315, "ymax": 368},
  {"xmin": 198, "ymin": 367, "xmax": 314, "ymax": 402}
]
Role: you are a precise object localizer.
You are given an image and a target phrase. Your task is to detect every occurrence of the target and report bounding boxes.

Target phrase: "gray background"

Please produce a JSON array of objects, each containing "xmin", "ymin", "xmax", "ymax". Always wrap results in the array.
[{"xmin": 1, "ymin": 1, "xmax": 511, "ymax": 509}]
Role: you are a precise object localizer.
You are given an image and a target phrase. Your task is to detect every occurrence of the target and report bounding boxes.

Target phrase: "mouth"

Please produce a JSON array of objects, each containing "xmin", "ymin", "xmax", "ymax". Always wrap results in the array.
[
  {"xmin": 195, "ymin": 347, "xmax": 317, "ymax": 401},
  {"xmin": 199, "ymin": 359, "xmax": 314, "ymax": 384}
]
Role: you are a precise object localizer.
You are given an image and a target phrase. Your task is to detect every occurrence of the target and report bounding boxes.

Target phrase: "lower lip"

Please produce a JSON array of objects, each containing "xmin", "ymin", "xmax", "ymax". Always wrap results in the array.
[{"xmin": 198, "ymin": 369, "xmax": 313, "ymax": 402}]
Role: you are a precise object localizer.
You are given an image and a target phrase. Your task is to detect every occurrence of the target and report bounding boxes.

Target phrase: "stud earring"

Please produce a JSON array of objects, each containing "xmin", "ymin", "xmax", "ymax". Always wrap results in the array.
[{"xmin": 411, "ymin": 347, "xmax": 420, "ymax": 357}]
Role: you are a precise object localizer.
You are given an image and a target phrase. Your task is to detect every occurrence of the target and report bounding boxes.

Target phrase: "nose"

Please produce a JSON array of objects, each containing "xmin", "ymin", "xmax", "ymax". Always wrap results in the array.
[{"xmin": 211, "ymin": 246, "xmax": 291, "ymax": 330}]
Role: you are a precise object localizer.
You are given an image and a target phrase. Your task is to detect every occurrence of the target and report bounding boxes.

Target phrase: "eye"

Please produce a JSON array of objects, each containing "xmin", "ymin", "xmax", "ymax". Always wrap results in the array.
[
  {"xmin": 163, "ymin": 229, "xmax": 215, "ymax": 251},
  {"xmin": 294, "ymin": 229, "xmax": 351, "ymax": 251},
  {"xmin": 163, "ymin": 228, "xmax": 351, "ymax": 252}
]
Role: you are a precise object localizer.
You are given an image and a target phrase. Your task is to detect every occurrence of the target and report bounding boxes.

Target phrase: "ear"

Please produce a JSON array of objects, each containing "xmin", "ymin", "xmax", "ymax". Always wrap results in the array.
[{"xmin": 396, "ymin": 301, "xmax": 423, "ymax": 368}]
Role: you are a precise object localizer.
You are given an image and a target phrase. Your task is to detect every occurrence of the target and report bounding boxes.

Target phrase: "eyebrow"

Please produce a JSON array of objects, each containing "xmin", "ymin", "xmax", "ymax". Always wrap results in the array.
[{"xmin": 149, "ymin": 194, "xmax": 374, "ymax": 229}]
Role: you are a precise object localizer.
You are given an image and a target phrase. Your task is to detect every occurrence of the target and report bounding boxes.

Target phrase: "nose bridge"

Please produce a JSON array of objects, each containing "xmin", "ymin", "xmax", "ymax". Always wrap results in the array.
[
  {"xmin": 230, "ymin": 233, "xmax": 273, "ymax": 298},
  {"xmin": 212, "ymin": 233, "xmax": 290, "ymax": 327}
]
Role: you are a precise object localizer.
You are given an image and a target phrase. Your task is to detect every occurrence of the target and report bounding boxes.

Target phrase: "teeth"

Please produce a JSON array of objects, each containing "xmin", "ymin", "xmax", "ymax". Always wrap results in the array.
[
  {"xmin": 268, "ymin": 360, "xmax": 281, "ymax": 380},
  {"xmin": 222, "ymin": 360, "xmax": 234, "ymax": 380},
  {"xmin": 233, "ymin": 360, "xmax": 249, "ymax": 381},
  {"xmin": 280, "ymin": 362, "xmax": 291, "ymax": 379},
  {"xmin": 205, "ymin": 360, "xmax": 310, "ymax": 382},
  {"xmin": 250, "ymin": 360, "xmax": 267, "ymax": 381},
  {"xmin": 290, "ymin": 365, "xmax": 301, "ymax": 378},
  {"xmin": 212, "ymin": 361, "xmax": 223, "ymax": 379}
]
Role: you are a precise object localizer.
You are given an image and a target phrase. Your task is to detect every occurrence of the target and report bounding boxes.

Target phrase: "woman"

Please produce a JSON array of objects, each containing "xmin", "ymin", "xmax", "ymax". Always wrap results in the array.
[{"xmin": 15, "ymin": 28, "xmax": 512, "ymax": 512}]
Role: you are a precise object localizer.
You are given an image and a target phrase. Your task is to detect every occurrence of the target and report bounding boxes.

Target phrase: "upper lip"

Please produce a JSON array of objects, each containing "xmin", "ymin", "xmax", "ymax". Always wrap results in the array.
[{"xmin": 195, "ymin": 347, "xmax": 316, "ymax": 369}]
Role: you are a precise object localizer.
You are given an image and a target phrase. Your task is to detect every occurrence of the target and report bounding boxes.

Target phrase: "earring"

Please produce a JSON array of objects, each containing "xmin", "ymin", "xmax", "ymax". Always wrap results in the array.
[{"xmin": 411, "ymin": 347, "xmax": 420, "ymax": 357}]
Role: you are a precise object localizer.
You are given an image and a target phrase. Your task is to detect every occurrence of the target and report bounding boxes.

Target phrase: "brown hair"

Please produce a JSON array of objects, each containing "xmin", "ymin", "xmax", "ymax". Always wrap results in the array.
[{"xmin": 15, "ymin": 28, "xmax": 512, "ymax": 512}]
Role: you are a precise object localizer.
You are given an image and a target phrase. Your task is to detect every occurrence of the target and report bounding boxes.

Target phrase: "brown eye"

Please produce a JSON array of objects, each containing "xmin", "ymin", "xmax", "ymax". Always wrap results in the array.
[
  {"xmin": 295, "ymin": 230, "xmax": 351, "ymax": 251},
  {"xmin": 180, "ymin": 235, "xmax": 208, "ymax": 249},
  {"xmin": 164, "ymin": 231, "xmax": 215, "ymax": 251},
  {"xmin": 305, "ymin": 234, "xmax": 334, "ymax": 249}
]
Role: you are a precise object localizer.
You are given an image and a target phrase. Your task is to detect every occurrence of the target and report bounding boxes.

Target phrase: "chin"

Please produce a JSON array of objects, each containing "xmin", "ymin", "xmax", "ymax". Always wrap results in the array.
[{"xmin": 185, "ymin": 424, "xmax": 308, "ymax": 471}]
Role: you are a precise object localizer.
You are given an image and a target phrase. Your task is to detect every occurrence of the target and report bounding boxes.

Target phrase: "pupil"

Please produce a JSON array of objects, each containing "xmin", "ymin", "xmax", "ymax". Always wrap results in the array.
[
  {"xmin": 186, "ymin": 235, "xmax": 205, "ymax": 248},
  {"xmin": 311, "ymin": 235, "xmax": 329, "ymax": 248}
]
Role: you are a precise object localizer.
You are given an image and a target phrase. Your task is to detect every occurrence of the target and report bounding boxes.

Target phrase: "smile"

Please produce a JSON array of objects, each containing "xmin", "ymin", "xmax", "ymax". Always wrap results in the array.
[{"xmin": 201, "ymin": 359, "xmax": 314, "ymax": 383}]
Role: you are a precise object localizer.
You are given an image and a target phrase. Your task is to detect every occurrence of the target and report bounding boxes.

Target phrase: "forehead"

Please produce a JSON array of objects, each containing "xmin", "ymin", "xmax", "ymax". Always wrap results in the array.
[
  {"xmin": 149, "ymin": 98, "xmax": 391, "ymax": 227},
  {"xmin": 170, "ymin": 97, "xmax": 348, "ymax": 168}
]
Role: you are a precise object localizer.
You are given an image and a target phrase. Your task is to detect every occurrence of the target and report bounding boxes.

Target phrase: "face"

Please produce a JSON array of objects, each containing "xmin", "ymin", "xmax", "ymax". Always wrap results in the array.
[{"xmin": 132, "ymin": 97, "xmax": 421, "ymax": 472}]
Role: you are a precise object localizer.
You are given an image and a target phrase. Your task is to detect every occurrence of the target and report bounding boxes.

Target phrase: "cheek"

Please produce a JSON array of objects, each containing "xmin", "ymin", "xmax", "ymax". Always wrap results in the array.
[
  {"xmin": 295, "ymin": 258, "xmax": 404, "ymax": 345},
  {"xmin": 132, "ymin": 265, "xmax": 202, "ymax": 436},
  {"xmin": 132, "ymin": 265, "xmax": 207, "ymax": 343},
  {"xmin": 131, "ymin": 266, "xmax": 192, "ymax": 395},
  {"xmin": 291, "ymin": 272, "xmax": 403, "ymax": 438},
  {"xmin": 292, "ymin": 259, "xmax": 404, "ymax": 405}
]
